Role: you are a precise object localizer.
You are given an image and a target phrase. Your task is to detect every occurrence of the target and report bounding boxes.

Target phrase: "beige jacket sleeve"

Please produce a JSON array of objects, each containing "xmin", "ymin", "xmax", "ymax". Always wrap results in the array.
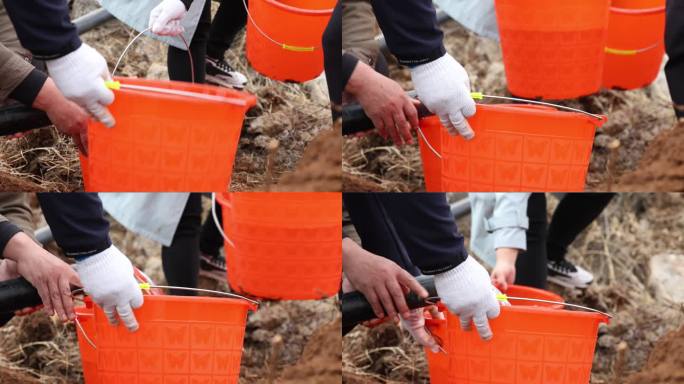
[{"xmin": 0, "ymin": 42, "xmax": 36, "ymax": 102}]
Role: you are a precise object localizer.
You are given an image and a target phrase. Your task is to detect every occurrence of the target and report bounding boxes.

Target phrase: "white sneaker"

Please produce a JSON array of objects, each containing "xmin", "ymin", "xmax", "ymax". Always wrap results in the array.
[
  {"xmin": 547, "ymin": 260, "xmax": 594, "ymax": 289},
  {"xmin": 205, "ymin": 57, "xmax": 247, "ymax": 89}
]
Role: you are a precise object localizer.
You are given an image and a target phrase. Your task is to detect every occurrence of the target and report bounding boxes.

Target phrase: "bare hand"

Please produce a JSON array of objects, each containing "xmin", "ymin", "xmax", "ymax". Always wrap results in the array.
[
  {"xmin": 2, "ymin": 233, "xmax": 82, "ymax": 321},
  {"xmin": 491, "ymin": 248, "xmax": 518, "ymax": 291},
  {"xmin": 342, "ymin": 238, "xmax": 428, "ymax": 319},
  {"xmin": 345, "ymin": 62, "xmax": 419, "ymax": 146},
  {"xmin": 33, "ymin": 78, "xmax": 90, "ymax": 155}
]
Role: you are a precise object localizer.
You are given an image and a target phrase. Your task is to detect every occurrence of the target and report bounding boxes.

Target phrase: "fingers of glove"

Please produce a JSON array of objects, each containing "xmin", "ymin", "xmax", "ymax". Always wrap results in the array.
[
  {"xmin": 397, "ymin": 269, "xmax": 428, "ymax": 299},
  {"xmin": 86, "ymin": 103, "xmax": 115, "ymax": 128},
  {"xmin": 93, "ymin": 80, "xmax": 115, "ymax": 106},
  {"xmin": 116, "ymin": 303, "xmax": 139, "ymax": 332},
  {"xmin": 449, "ymin": 112, "xmax": 475, "ymax": 140},
  {"xmin": 48, "ymin": 279, "xmax": 67, "ymax": 321},
  {"xmin": 461, "ymin": 96, "xmax": 477, "ymax": 118},
  {"xmin": 386, "ymin": 279, "xmax": 410, "ymax": 316},
  {"xmin": 486, "ymin": 300, "xmax": 501, "ymax": 319},
  {"xmin": 473, "ymin": 312, "xmax": 493, "ymax": 340},
  {"xmin": 103, "ymin": 305, "xmax": 119, "ymax": 326},
  {"xmin": 130, "ymin": 287, "xmax": 144, "ymax": 309},
  {"xmin": 375, "ymin": 285, "xmax": 398, "ymax": 318},
  {"xmin": 459, "ymin": 314, "xmax": 473, "ymax": 332},
  {"xmin": 58, "ymin": 277, "xmax": 75, "ymax": 320}
]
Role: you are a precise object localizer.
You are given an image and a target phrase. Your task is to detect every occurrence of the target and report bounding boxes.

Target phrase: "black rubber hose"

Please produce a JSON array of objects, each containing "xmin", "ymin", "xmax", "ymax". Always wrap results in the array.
[
  {"xmin": 0, "ymin": 277, "xmax": 42, "ymax": 313},
  {"xmin": 0, "ymin": 104, "xmax": 51, "ymax": 136},
  {"xmin": 341, "ymin": 102, "xmax": 433, "ymax": 136},
  {"xmin": 341, "ymin": 275, "xmax": 438, "ymax": 336}
]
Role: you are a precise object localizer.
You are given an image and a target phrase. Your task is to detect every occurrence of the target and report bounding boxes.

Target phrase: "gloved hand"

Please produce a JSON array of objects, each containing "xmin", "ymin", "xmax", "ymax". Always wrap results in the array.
[
  {"xmin": 400, "ymin": 307, "xmax": 444, "ymax": 353},
  {"xmin": 149, "ymin": 0, "xmax": 187, "ymax": 36},
  {"xmin": 75, "ymin": 245, "xmax": 144, "ymax": 332},
  {"xmin": 410, "ymin": 53, "xmax": 476, "ymax": 139},
  {"xmin": 45, "ymin": 43, "xmax": 115, "ymax": 128},
  {"xmin": 434, "ymin": 256, "xmax": 500, "ymax": 340}
]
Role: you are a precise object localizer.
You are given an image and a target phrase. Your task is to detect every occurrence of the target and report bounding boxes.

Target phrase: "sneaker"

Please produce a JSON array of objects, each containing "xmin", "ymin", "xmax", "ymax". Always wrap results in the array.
[
  {"xmin": 547, "ymin": 259, "xmax": 594, "ymax": 289},
  {"xmin": 205, "ymin": 57, "xmax": 247, "ymax": 89},
  {"xmin": 199, "ymin": 252, "xmax": 227, "ymax": 282}
]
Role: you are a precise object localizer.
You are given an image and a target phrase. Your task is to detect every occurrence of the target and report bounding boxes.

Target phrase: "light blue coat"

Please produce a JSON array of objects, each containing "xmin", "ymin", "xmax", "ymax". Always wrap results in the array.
[
  {"xmin": 469, "ymin": 193, "xmax": 530, "ymax": 267},
  {"xmin": 434, "ymin": 0, "xmax": 500, "ymax": 40},
  {"xmin": 99, "ymin": 0, "xmax": 208, "ymax": 50}
]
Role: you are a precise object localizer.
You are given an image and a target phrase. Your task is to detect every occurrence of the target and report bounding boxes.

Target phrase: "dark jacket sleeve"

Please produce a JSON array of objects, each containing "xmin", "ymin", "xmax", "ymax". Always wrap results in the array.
[
  {"xmin": 0, "ymin": 220, "xmax": 22, "ymax": 259},
  {"xmin": 37, "ymin": 193, "xmax": 111, "ymax": 260},
  {"xmin": 666, "ymin": 0, "xmax": 684, "ymax": 117},
  {"xmin": 3, "ymin": 0, "xmax": 82, "ymax": 60},
  {"xmin": 370, "ymin": 0, "xmax": 445, "ymax": 67},
  {"xmin": 323, "ymin": 2, "xmax": 347, "ymax": 111}
]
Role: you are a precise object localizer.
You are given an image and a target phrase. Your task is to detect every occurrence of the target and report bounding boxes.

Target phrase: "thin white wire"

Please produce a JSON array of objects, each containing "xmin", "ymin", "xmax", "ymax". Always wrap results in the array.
[
  {"xmin": 479, "ymin": 94, "xmax": 605, "ymax": 121},
  {"xmin": 212, "ymin": 193, "xmax": 234, "ymax": 248},
  {"xmin": 416, "ymin": 127, "xmax": 442, "ymax": 159},
  {"xmin": 242, "ymin": 0, "xmax": 283, "ymax": 48}
]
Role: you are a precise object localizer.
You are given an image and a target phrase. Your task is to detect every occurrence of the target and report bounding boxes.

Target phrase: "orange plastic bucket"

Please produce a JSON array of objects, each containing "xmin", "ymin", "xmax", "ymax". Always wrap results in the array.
[
  {"xmin": 425, "ymin": 287, "xmax": 609, "ymax": 384},
  {"xmin": 82, "ymin": 77, "xmax": 256, "ymax": 192},
  {"xmin": 418, "ymin": 104, "xmax": 606, "ymax": 192},
  {"xmin": 217, "ymin": 192, "xmax": 342, "ymax": 300},
  {"xmin": 74, "ymin": 295, "xmax": 255, "ymax": 384},
  {"xmin": 495, "ymin": 0, "xmax": 611, "ymax": 99},
  {"xmin": 246, "ymin": 0, "xmax": 336, "ymax": 82},
  {"xmin": 602, "ymin": 0, "xmax": 666, "ymax": 90},
  {"xmin": 75, "ymin": 302, "xmax": 98, "ymax": 383}
]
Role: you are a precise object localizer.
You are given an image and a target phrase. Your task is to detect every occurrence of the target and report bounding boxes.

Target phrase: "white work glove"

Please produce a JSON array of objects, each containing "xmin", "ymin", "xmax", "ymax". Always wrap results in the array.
[
  {"xmin": 75, "ymin": 245, "xmax": 144, "ymax": 332},
  {"xmin": 45, "ymin": 43, "xmax": 115, "ymax": 128},
  {"xmin": 410, "ymin": 53, "xmax": 476, "ymax": 139},
  {"xmin": 149, "ymin": 0, "xmax": 187, "ymax": 36},
  {"xmin": 434, "ymin": 256, "xmax": 501, "ymax": 340},
  {"xmin": 400, "ymin": 308, "xmax": 443, "ymax": 353}
]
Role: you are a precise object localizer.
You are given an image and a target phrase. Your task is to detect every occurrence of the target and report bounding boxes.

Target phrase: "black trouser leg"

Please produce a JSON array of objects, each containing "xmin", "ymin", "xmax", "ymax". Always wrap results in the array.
[
  {"xmin": 515, "ymin": 193, "xmax": 548, "ymax": 289},
  {"xmin": 167, "ymin": 0, "xmax": 211, "ymax": 83},
  {"xmin": 162, "ymin": 193, "xmax": 202, "ymax": 296},
  {"xmin": 666, "ymin": 0, "xmax": 684, "ymax": 118},
  {"xmin": 199, "ymin": 198, "xmax": 223, "ymax": 257},
  {"xmin": 546, "ymin": 193, "xmax": 614, "ymax": 262},
  {"xmin": 206, "ymin": 0, "xmax": 247, "ymax": 60}
]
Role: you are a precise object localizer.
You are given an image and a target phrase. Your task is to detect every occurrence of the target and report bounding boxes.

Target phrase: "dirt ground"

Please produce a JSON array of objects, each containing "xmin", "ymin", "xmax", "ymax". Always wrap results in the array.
[
  {"xmin": 342, "ymin": 193, "xmax": 684, "ymax": 383},
  {"xmin": 0, "ymin": 196, "xmax": 341, "ymax": 383},
  {"xmin": 0, "ymin": 0, "xmax": 334, "ymax": 192},
  {"xmin": 342, "ymin": 19, "xmax": 679, "ymax": 192}
]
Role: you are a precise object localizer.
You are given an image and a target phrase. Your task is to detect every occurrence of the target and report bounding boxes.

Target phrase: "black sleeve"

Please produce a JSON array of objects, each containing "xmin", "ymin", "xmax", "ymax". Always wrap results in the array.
[
  {"xmin": 181, "ymin": 0, "xmax": 192, "ymax": 10},
  {"xmin": 666, "ymin": 0, "xmax": 684, "ymax": 117},
  {"xmin": 3, "ymin": 0, "xmax": 82, "ymax": 60},
  {"xmin": 37, "ymin": 193, "xmax": 111, "ymax": 260},
  {"xmin": 8, "ymin": 68, "xmax": 48, "ymax": 106},
  {"xmin": 323, "ymin": 2, "xmax": 345, "ymax": 111},
  {"xmin": 0, "ymin": 221, "xmax": 22, "ymax": 259},
  {"xmin": 344, "ymin": 193, "xmax": 467, "ymax": 276},
  {"xmin": 370, "ymin": 0, "xmax": 445, "ymax": 67}
]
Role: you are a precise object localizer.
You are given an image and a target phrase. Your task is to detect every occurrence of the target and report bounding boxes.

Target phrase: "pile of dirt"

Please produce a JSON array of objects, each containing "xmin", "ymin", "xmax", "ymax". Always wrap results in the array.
[
  {"xmin": 277, "ymin": 317, "xmax": 342, "ymax": 383},
  {"xmin": 626, "ymin": 325, "xmax": 684, "ymax": 384},
  {"xmin": 613, "ymin": 122, "xmax": 684, "ymax": 191},
  {"xmin": 0, "ymin": 366, "xmax": 40, "ymax": 384},
  {"xmin": 269, "ymin": 124, "xmax": 342, "ymax": 192}
]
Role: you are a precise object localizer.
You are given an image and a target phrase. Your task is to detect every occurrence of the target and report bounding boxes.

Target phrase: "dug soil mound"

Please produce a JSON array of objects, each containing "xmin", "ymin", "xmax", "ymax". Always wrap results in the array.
[
  {"xmin": 626, "ymin": 325, "xmax": 684, "ymax": 384},
  {"xmin": 269, "ymin": 125, "xmax": 341, "ymax": 192},
  {"xmin": 0, "ymin": 366, "xmax": 40, "ymax": 384},
  {"xmin": 614, "ymin": 123, "xmax": 684, "ymax": 191},
  {"xmin": 277, "ymin": 317, "xmax": 342, "ymax": 383}
]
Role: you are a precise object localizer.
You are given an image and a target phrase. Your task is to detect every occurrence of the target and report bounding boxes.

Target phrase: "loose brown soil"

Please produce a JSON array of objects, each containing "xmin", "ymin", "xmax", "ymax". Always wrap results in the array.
[
  {"xmin": 614, "ymin": 123, "xmax": 684, "ymax": 191},
  {"xmin": 343, "ymin": 19, "xmax": 677, "ymax": 191},
  {"xmin": 626, "ymin": 325, "xmax": 684, "ymax": 384}
]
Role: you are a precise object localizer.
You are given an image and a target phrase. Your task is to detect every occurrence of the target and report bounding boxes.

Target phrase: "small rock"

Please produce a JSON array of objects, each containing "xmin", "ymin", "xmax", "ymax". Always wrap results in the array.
[
  {"xmin": 146, "ymin": 63, "xmax": 169, "ymax": 80},
  {"xmin": 598, "ymin": 334, "xmax": 619, "ymax": 349},
  {"xmin": 594, "ymin": 134, "xmax": 620, "ymax": 149},
  {"xmin": 649, "ymin": 253, "xmax": 684, "ymax": 304}
]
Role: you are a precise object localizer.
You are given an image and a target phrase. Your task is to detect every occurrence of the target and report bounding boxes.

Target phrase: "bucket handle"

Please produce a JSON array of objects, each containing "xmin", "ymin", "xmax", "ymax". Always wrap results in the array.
[
  {"xmin": 242, "ymin": 0, "xmax": 320, "ymax": 53},
  {"xmin": 73, "ymin": 284, "xmax": 259, "ymax": 350},
  {"xmin": 495, "ymin": 294, "xmax": 612, "ymax": 319},
  {"xmin": 211, "ymin": 193, "xmax": 235, "ymax": 248}
]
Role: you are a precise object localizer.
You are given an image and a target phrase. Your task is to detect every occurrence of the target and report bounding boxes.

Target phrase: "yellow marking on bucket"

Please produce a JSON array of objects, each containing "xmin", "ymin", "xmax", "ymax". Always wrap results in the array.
[
  {"xmin": 282, "ymin": 44, "xmax": 315, "ymax": 52},
  {"xmin": 496, "ymin": 293, "xmax": 508, "ymax": 302},
  {"xmin": 139, "ymin": 282, "xmax": 151, "ymax": 290},
  {"xmin": 605, "ymin": 47, "xmax": 638, "ymax": 55},
  {"xmin": 470, "ymin": 92, "xmax": 484, "ymax": 100},
  {"xmin": 105, "ymin": 80, "xmax": 121, "ymax": 90}
]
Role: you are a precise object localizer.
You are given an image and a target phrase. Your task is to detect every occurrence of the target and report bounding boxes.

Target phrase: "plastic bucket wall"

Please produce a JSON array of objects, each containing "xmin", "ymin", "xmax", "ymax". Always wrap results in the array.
[
  {"xmin": 425, "ymin": 293, "xmax": 609, "ymax": 383},
  {"xmin": 602, "ymin": 0, "xmax": 666, "ymax": 90},
  {"xmin": 75, "ymin": 303, "xmax": 98, "ymax": 383},
  {"xmin": 82, "ymin": 77, "xmax": 256, "ymax": 192},
  {"xmin": 246, "ymin": 0, "xmax": 336, "ymax": 82},
  {"xmin": 218, "ymin": 192, "xmax": 342, "ymax": 300},
  {"xmin": 81, "ymin": 295, "xmax": 253, "ymax": 383},
  {"xmin": 418, "ymin": 123, "xmax": 443, "ymax": 191},
  {"xmin": 495, "ymin": 0, "xmax": 611, "ymax": 99},
  {"xmin": 419, "ymin": 104, "xmax": 604, "ymax": 192}
]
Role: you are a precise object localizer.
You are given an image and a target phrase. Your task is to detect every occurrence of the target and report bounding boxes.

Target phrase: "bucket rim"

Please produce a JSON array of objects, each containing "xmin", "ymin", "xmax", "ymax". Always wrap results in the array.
[
  {"xmin": 610, "ymin": 5, "xmax": 666, "ymax": 15},
  {"xmin": 262, "ymin": 0, "xmax": 335, "ymax": 15},
  {"xmin": 112, "ymin": 76, "xmax": 257, "ymax": 109}
]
